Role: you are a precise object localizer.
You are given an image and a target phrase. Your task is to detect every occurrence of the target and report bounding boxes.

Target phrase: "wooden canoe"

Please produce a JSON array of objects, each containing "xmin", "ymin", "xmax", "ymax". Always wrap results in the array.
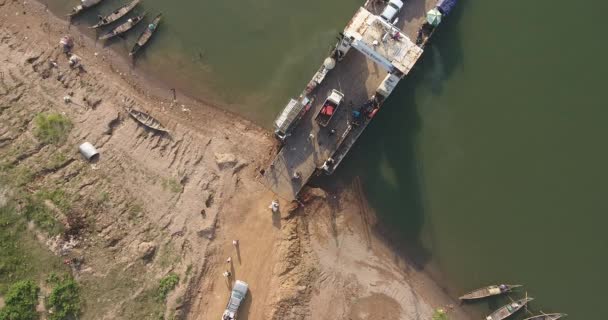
[
  {"xmin": 459, "ymin": 284, "xmax": 522, "ymax": 301},
  {"xmin": 99, "ymin": 12, "xmax": 146, "ymax": 40},
  {"xmin": 125, "ymin": 107, "xmax": 169, "ymax": 133},
  {"xmin": 523, "ymin": 313, "xmax": 567, "ymax": 320},
  {"xmin": 486, "ymin": 298, "xmax": 533, "ymax": 320},
  {"xmin": 129, "ymin": 13, "xmax": 162, "ymax": 56},
  {"xmin": 90, "ymin": 0, "xmax": 141, "ymax": 29},
  {"xmin": 68, "ymin": 0, "xmax": 104, "ymax": 18}
]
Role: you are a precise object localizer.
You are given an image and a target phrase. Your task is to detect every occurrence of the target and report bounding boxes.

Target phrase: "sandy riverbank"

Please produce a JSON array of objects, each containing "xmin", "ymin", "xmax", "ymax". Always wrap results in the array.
[{"xmin": 1, "ymin": 1, "xmax": 471, "ymax": 319}]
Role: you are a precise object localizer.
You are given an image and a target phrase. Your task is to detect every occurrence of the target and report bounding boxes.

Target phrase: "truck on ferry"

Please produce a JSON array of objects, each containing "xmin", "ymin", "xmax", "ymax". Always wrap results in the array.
[{"xmin": 314, "ymin": 89, "xmax": 344, "ymax": 127}]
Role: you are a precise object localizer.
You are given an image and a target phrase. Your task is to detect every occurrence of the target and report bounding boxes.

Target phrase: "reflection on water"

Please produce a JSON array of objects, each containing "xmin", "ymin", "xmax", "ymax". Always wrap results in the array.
[{"xmin": 48, "ymin": 0, "xmax": 364, "ymax": 125}]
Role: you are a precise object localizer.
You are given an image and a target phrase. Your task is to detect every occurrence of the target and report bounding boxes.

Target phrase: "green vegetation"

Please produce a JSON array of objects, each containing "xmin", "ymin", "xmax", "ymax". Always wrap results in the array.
[
  {"xmin": 22, "ymin": 194, "xmax": 63, "ymax": 236},
  {"xmin": 156, "ymin": 242, "xmax": 181, "ymax": 269},
  {"xmin": 0, "ymin": 204, "xmax": 29, "ymax": 292},
  {"xmin": 46, "ymin": 274, "xmax": 81, "ymax": 320},
  {"xmin": 0, "ymin": 203, "xmax": 67, "ymax": 295},
  {"xmin": 35, "ymin": 189, "xmax": 71, "ymax": 212},
  {"xmin": 0, "ymin": 280, "xmax": 40, "ymax": 320},
  {"xmin": 46, "ymin": 152, "xmax": 67, "ymax": 170},
  {"xmin": 95, "ymin": 191, "xmax": 110, "ymax": 207},
  {"xmin": 185, "ymin": 264, "xmax": 193, "ymax": 278},
  {"xmin": 0, "ymin": 165, "xmax": 33, "ymax": 188},
  {"xmin": 432, "ymin": 309, "xmax": 448, "ymax": 320},
  {"xmin": 18, "ymin": 188, "xmax": 72, "ymax": 236},
  {"xmin": 34, "ymin": 113, "xmax": 72, "ymax": 145},
  {"xmin": 127, "ymin": 202, "xmax": 143, "ymax": 221},
  {"xmin": 162, "ymin": 178, "xmax": 183, "ymax": 193},
  {"xmin": 157, "ymin": 273, "xmax": 179, "ymax": 302}
]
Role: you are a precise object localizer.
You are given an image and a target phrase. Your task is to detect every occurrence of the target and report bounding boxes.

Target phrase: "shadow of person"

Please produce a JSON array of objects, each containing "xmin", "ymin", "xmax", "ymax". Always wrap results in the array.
[
  {"xmin": 230, "ymin": 260, "xmax": 236, "ymax": 281},
  {"xmin": 235, "ymin": 244, "xmax": 242, "ymax": 265},
  {"xmin": 271, "ymin": 209, "xmax": 282, "ymax": 229}
]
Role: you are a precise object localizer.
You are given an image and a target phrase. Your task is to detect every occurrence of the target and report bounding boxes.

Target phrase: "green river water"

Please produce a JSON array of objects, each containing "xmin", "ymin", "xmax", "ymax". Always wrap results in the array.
[{"xmin": 48, "ymin": 0, "xmax": 608, "ymax": 318}]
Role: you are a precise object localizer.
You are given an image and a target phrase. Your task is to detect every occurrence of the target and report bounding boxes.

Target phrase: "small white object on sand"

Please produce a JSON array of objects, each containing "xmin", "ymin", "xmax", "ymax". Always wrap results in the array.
[
  {"xmin": 269, "ymin": 200, "xmax": 279, "ymax": 213},
  {"xmin": 68, "ymin": 54, "xmax": 81, "ymax": 68}
]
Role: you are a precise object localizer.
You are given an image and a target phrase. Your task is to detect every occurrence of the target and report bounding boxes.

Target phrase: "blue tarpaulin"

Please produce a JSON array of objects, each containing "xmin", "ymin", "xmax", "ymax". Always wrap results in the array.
[{"xmin": 437, "ymin": 0, "xmax": 457, "ymax": 15}]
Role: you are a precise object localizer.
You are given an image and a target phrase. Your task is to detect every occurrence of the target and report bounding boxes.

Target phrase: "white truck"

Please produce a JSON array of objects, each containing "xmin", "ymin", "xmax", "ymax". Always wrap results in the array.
[
  {"xmin": 380, "ymin": 0, "xmax": 404, "ymax": 24},
  {"xmin": 221, "ymin": 280, "xmax": 248, "ymax": 320},
  {"xmin": 315, "ymin": 89, "xmax": 345, "ymax": 127}
]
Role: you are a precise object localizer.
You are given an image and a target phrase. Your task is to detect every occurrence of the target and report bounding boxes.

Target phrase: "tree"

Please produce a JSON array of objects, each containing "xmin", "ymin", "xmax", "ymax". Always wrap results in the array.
[{"xmin": 0, "ymin": 280, "xmax": 40, "ymax": 320}]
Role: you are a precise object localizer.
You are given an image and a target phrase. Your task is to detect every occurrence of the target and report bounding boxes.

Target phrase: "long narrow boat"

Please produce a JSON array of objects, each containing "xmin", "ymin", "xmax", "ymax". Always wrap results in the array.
[
  {"xmin": 125, "ymin": 107, "xmax": 169, "ymax": 132},
  {"xmin": 90, "ymin": 0, "xmax": 141, "ymax": 29},
  {"xmin": 523, "ymin": 313, "xmax": 567, "ymax": 320},
  {"xmin": 99, "ymin": 12, "xmax": 146, "ymax": 41},
  {"xmin": 459, "ymin": 284, "xmax": 522, "ymax": 301},
  {"xmin": 129, "ymin": 13, "xmax": 162, "ymax": 56},
  {"xmin": 68, "ymin": 0, "xmax": 104, "ymax": 18},
  {"xmin": 486, "ymin": 298, "xmax": 533, "ymax": 320}
]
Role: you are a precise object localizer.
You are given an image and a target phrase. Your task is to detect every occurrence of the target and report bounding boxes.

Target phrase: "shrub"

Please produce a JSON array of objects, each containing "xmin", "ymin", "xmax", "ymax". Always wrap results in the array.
[
  {"xmin": 157, "ymin": 273, "xmax": 179, "ymax": 302},
  {"xmin": 0, "ymin": 280, "xmax": 40, "ymax": 320},
  {"xmin": 34, "ymin": 113, "xmax": 72, "ymax": 145},
  {"xmin": 22, "ymin": 195, "xmax": 63, "ymax": 236},
  {"xmin": 46, "ymin": 276, "xmax": 80, "ymax": 320},
  {"xmin": 432, "ymin": 309, "xmax": 448, "ymax": 320}
]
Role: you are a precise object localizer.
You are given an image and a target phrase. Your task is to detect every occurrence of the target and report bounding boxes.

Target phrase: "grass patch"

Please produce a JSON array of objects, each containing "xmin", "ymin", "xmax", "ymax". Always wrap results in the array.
[
  {"xmin": 35, "ymin": 189, "xmax": 71, "ymax": 212},
  {"xmin": 117, "ymin": 288, "xmax": 165, "ymax": 320},
  {"xmin": 34, "ymin": 113, "xmax": 72, "ymax": 145},
  {"xmin": 128, "ymin": 202, "xmax": 143, "ymax": 221},
  {"xmin": 185, "ymin": 264, "xmax": 193, "ymax": 278},
  {"xmin": 161, "ymin": 178, "xmax": 183, "ymax": 194},
  {"xmin": 156, "ymin": 242, "xmax": 180, "ymax": 269},
  {"xmin": 22, "ymin": 194, "xmax": 63, "ymax": 236},
  {"xmin": 157, "ymin": 273, "xmax": 179, "ymax": 302},
  {"xmin": 95, "ymin": 191, "xmax": 110, "ymax": 207},
  {"xmin": 46, "ymin": 274, "xmax": 81, "ymax": 320},
  {"xmin": 0, "ymin": 280, "xmax": 40, "ymax": 320},
  {"xmin": 0, "ymin": 165, "xmax": 33, "ymax": 188},
  {"xmin": 432, "ymin": 309, "xmax": 448, "ymax": 320},
  {"xmin": 0, "ymin": 203, "xmax": 68, "ymax": 295},
  {"xmin": 46, "ymin": 152, "xmax": 67, "ymax": 169}
]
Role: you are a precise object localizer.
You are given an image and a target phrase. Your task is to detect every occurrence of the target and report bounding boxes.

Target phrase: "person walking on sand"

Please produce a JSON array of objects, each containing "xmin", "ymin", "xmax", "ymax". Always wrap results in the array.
[
  {"xmin": 223, "ymin": 271, "xmax": 231, "ymax": 279},
  {"xmin": 226, "ymin": 257, "xmax": 232, "ymax": 264},
  {"xmin": 232, "ymin": 239, "xmax": 239, "ymax": 247}
]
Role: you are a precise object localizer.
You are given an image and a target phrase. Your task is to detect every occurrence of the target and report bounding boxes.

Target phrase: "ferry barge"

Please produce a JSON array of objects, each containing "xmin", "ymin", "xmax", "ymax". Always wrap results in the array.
[{"xmin": 263, "ymin": 0, "xmax": 457, "ymax": 200}]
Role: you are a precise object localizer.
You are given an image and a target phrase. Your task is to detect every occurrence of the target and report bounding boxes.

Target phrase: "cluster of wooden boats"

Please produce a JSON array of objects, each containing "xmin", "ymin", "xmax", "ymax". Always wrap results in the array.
[
  {"xmin": 67, "ymin": 0, "xmax": 162, "ymax": 57},
  {"xmin": 459, "ymin": 284, "xmax": 566, "ymax": 320}
]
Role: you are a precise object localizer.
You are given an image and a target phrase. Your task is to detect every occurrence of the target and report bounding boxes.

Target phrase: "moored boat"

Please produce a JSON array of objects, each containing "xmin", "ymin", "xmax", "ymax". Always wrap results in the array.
[
  {"xmin": 125, "ymin": 107, "xmax": 169, "ymax": 132},
  {"xmin": 129, "ymin": 13, "xmax": 162, "ymax": 56},
  {"xmin": 90, "ymin": 0, "xmax": 141, "ymax": 29},
  {"xmin": 99, "ymin": 12, "xmax": 146, "ymax": 41},
  {"xmin": 459, "ymin": 284, "xmax": 522, "ymax": 301},
  {"xmin": 68, "ymin": 0, "xmax": 105, "ymax": 18},
  {"xmin": 486, "ymin": 298, "xmax": 533, "ymax": 320},
  {"xmin": 523, "ymin": 313, "xmax": 567, "ymax": 320}
]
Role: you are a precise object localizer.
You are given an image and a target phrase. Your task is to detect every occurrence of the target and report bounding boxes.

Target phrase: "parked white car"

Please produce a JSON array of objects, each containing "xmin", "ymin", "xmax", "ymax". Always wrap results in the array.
[
  {"xmin": 380, "ymin": 0, "xmax": 404, "ymax": 23},
  {"xmin": 221, "ymin": 280, "xmax": 248, "ymax": 320}
]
